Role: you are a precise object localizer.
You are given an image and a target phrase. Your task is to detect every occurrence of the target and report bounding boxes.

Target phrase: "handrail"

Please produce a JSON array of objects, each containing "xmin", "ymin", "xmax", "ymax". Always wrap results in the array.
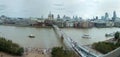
[{"xmin": 53, "ymin": 25, "xmax": 100, "ymax": 57}]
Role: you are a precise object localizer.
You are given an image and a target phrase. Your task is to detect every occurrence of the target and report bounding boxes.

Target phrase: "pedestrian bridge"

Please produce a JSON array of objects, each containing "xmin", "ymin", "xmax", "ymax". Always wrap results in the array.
[
  {"xmin": 53, "ymin": 25, "xmax": 120, "ymax": 57},
  {"xmin": 52, "ymin": 25, "xmax": 102, "ymax": 57}
]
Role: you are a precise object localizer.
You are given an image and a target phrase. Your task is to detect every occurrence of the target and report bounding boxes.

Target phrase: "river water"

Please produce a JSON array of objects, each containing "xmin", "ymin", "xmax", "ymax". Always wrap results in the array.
[
  {"xmin": 62, "ymin": 28, "xmax": 120, "ymax": 45},
  {"xmin": 0, "ymin": 25, "xmax": 62, "ymax": 48},
  {"xmin": 0, "ymin": 25, "xmax": 120, "ymax": 48}
]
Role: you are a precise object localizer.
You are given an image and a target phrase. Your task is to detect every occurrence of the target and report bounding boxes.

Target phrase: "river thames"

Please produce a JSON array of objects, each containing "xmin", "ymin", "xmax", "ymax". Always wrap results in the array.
[
  {"xmin": 0, "ymin": 25, "xmax": 62, "ymax": 48},
  {"xmin": 0, "ymin": 25, "xmax": 120, "ymax": 48}
]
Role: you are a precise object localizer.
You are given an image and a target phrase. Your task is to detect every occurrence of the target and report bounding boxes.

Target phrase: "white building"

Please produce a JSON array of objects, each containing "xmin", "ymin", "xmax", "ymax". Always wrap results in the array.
[
  {"xmin": 64, "ymin": 20, "xmax": 74, "ymax": 27},
  {"xmin": 106, "ymin": 21, "xmax": 114, "ymax": 27}
]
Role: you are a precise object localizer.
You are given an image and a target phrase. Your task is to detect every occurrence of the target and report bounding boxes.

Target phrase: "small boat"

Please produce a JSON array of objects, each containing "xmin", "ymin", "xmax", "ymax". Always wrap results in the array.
[
  {"xmin": 105, "ymin": 33, "xmax": 114, "ymax": 37},
  {"xmin": 28, "ymin": 34, "xmax": 35, "ymax": 38},
  {"xmin": 82, "ymin": 34, "xmax": 91, "ymax": 39}
]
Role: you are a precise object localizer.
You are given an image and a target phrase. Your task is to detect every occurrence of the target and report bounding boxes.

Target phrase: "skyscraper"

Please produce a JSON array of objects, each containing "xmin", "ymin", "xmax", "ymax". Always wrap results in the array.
[
  {"xmin": 96, "ymin": 16, "xmax": 98, "ymax": 19},
  {"xmin": 104, "ymin": 12, "xmax": 109, "ymax": 20},
  {"xmin": 48, "ymin": 12, "xmax": 54, "ymax": 20},
  {"xmin": 57, "ymin": 14, "xmax": 60, "ymax": 19},
  {"xmin": 101, "ymin": 16, "xmax": 104, "ymax": 20},
  {"xmin": 112, "ymin": 11, "xmax": 117, "ymax": 21}
]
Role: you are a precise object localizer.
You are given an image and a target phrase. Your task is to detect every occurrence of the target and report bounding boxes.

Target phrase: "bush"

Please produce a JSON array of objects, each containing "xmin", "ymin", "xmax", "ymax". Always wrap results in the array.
[
  {"xmin": 0, "ymin": 37, "xmax": 24, "ymax": 56},
  {"xmin": 92, "ymin": 42, "xmax": 120, "ymax": 54},
  {"xmin": 51, "ymin": 47, "xmax": 78, "ymax": 57}
]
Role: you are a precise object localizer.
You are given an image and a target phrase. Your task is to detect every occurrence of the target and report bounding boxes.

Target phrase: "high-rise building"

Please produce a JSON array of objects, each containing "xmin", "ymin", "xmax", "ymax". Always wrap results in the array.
[
  {"xmin": 101, "ymin": 16, "xmax": 104, "ymax": 20},
  {"xmin": 51, "ymin": 14, "xmax": 54, "ymax": 19},
  {"xmin": 73, "ymin": 16, "xmax": 75, "ymax": 19},
  {"xmin": 57, "ymin": 14, "xmax": 60, "ymax": 19},
  {"xmin": 41, "ymin": 15, "xmax": 43, "ymax": 19},
  {"xmin": 104, "ymin": 12, "xmax": 109, "ymax": 20},
  {"xmin": 112, "ymin": 11, "xmax": 117, "ymax": 21},
  {"xmin": 48, "ymin": 12, "xmax": 54, "ymax": 20},
  {"xmin": 96, "ymin": 16, "xmax": 98, "ymax": 19},
  {"xmin": 75, "ymin": 16, "xmax": 78, "ymax": 20}
]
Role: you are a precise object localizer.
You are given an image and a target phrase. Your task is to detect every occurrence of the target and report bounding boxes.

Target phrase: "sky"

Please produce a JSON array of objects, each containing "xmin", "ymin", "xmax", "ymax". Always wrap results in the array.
[{"xmin": 0, "ymin": 0, "xmax": 120, "ymax": 19}]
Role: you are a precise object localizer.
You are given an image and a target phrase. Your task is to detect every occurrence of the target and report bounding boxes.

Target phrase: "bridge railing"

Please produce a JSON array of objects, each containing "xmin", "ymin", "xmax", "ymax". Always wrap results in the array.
[{"xmin": 53, "ymin": 25, "xmax": 101, "ymax": 57}]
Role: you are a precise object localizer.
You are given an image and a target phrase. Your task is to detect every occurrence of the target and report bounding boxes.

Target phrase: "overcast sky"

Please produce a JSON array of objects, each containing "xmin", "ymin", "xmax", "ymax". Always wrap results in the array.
[{"xmin": 0, "ymin": 0, "xmax": 120, "ymax": 19}]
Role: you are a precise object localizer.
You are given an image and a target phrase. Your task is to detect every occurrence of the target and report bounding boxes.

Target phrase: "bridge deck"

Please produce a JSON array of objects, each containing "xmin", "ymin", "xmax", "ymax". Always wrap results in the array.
[{"xmin": 53, "ymin": 25, "xmax": 103, "ymax": 57}]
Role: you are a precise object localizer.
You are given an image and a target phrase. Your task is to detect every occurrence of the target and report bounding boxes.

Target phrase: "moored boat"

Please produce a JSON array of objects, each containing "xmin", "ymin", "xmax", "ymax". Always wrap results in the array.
[
  {"xmin": 105, "ymin": 32, "xmax": 115, "ymax": 37},
  {"xmin": 82, "ymin": 34, "xmax": 91, "ymax": 39},
  {"xmin": 28, "ymin": 34, "xmax": 35, "ymax": 38}
]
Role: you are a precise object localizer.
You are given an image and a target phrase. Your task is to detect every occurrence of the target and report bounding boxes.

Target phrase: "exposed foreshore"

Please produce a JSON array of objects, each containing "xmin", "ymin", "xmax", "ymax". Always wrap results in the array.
[
  {"xmin": 23, "ymin": 47, "xmax": 51, "ymax": 57},
  {"xmin": 0, "ymin": 52, "xmax": 50, "ymax": 57},
  {"xmin": 0, "ymin": 47, "xmax": 51, "ymax": 57}
]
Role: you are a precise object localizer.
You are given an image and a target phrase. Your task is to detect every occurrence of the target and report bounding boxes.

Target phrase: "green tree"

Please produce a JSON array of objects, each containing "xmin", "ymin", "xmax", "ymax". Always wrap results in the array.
[
  {"xmin": 51, "ymin": 47, "xmax": 64, "ymax": 57},
  {"xmin": 51, "ymin": 47, "xmax": 78, "ymax": 57},
  {"xmin": 114, "ymin": 32, "xmax": 120, "ymax": 40},
  {"xmin": 92, "ymin": 42, "xmax": 120, "ymax": 54},
  {"xmin": 16, "ymin": 48, "xmax": 24, "ymax": 56},
  {"xmin": 114, "ymin": 32, "xmax": 120, "ymax": 43},
  {"xmin": 0, "ymin": 37, "xmax": 24, "ymax": 56}
]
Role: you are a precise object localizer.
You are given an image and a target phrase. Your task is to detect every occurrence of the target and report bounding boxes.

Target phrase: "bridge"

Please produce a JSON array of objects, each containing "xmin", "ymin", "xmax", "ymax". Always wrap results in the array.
[
  {"xmin": 53, "ymin": 25, "xmax": 120, "ymax": 57},
  {"xmin": 52, "ymin": 25, "xmax": 103, "ymax": 57}
]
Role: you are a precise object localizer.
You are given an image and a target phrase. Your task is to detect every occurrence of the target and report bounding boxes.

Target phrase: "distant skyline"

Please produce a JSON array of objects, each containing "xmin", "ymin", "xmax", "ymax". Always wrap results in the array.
[{"xmin": 0, "ymin": 0, "xmax": 120, "ymax": 19}]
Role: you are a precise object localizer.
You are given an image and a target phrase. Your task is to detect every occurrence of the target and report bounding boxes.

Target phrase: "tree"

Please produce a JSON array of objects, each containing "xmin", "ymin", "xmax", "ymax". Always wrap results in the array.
[
  {"xmin": 51, "ymin": 47, "xmax": 78, "ymax": 57},
  {"xmin": 51, "ymin": 47, "xmax": 64, "ymax": 57},
  {"xmin": 0, "ymin": 37, "xmax": 24, "ymax": 56},
  {"xmin": 92, "ymin": 42, "xmax": 120, "ymax": 54},
  {"xmin": 114, "ymin": 32, "xmax": 120, "ymax": 40},
  {"xmin": 114, "ymin": 32, "xmax": 120, "ymax": 44},
  {"xmin": 16, "ymin": 48, "xmax": 24, "ymax": 56}
]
